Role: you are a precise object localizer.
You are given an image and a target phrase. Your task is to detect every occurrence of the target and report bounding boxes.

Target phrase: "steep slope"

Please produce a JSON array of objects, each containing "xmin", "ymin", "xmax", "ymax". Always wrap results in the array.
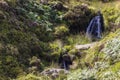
[
  {"xmin": 67, "ymin": 28, "xmax": 120, "ymax": 80},
  {"xmin": 0, "ymin": 0, "xmax": 120, "ymax": 80},
  {"xmin": 0, "ymin": 0, "xmax": 95, "ymax": 79},
  {"xmin": 0, "ymin": 0, "xmax": 63, "ymax": 79}
]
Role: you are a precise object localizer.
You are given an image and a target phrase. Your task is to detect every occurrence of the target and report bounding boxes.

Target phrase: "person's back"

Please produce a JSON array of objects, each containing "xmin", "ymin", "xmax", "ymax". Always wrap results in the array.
[
  {"xmin": 58, "ymin": 52, "xmax": 72, "ymax": 70},
  {"xmin": 63, "ymin": 53, "xmax": 72, "ymax": 70},
  {"xmin": 63, "ymin": 53, "xmax": 72, "ymax": 65}
]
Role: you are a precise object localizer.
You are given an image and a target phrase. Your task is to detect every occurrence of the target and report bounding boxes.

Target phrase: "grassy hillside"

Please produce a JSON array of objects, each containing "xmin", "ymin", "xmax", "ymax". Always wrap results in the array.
[
  {"xmin": 0, "ymin": 0, "xmax": 120, "ymax": 80},
  {"xmin": 67, "ymin": 29, "xmax": 120, "ymax": 80}
]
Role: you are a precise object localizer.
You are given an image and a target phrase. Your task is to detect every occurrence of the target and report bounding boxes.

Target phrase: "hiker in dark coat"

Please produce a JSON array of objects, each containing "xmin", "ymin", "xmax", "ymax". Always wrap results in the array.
[
  {"xmin": 86, "ymin": 11, "xmax": 104, "ymax": 41},
  {"xmin": 58, "ymin": 51, "xmax": 72, "ymax": 70}
]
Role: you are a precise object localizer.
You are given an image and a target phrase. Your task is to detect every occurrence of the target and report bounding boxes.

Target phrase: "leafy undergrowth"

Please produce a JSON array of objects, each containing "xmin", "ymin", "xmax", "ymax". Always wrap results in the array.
[
  {"xmin": 16, "ymin": 73, "xmax": 51, "ymax": 80},
  {"xmin": 66, "ymin": 0, "xmax": 120, "ymax": 31},
  {"xmin": 0, "ymin": 0, "xmax": 65, "ymax": 79},
  {"xmin": 0, "ymin": 0, "xmax": 120, "ymax": 80},
  {"xmin": 67, "ymin": 29, "xmax": 120, "ymax": 80},
  {"xmin": 0, "ymin": 0, "xmax": 95, "ymax": 79}
]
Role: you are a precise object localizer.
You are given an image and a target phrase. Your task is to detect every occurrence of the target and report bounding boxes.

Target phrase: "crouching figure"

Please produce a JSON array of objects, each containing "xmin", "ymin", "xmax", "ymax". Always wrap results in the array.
[{"xmin": 58, "ymin": 51, "xmax": 72, "ymax": 70}]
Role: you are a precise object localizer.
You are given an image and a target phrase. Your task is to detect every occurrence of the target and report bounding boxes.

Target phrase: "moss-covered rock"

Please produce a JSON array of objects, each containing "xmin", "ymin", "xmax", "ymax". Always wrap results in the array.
[
  {"xmin": 54, "ymin": 25, "xmax": 69, "ymax": 37},
  {"xmin": 63, "ymin": 4, "xmax": 95, "ymax": 33},
  {"xmin": 102, "ymin": 4, "xmax": 120, "ymax": 29}
]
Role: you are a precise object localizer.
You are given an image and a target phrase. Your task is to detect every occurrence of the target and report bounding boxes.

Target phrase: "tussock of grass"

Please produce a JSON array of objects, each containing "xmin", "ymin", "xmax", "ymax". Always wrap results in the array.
[{"xmin": 66, "ymin": 33, "xmax": 90, "ymax": 45}]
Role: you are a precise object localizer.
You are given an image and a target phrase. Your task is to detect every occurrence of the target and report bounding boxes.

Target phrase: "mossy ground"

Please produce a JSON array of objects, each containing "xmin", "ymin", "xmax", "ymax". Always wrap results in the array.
[{"xmin": 0, "ymin": 0, "xmax": 120, "ymax": 80}]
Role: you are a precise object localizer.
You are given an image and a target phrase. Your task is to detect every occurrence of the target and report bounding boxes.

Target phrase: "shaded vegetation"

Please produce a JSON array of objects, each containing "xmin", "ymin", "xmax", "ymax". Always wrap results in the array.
[{"xmin": 0, "ymin": 0, "xmax": 120, "ymax": 80}]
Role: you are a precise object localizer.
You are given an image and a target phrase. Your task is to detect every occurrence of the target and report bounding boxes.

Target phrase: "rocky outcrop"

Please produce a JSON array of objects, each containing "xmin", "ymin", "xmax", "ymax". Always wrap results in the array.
[
  {"xmin": 0, "ymin": 0, "xmax": 10, "ymax": 11},
  {"xmin": 40, "ymin": 0, "xmax": 48, "ymax": 4},
  {"xmin": 75, "ymin": 42, "xmax": 97, "ymax": 50},
  {"xmin": 51, "ymin": 2, "xmax": 68, "ymax": 11},
  {"xmin": 41, "ymin": 68, "xmax": 69, "ymax": 79},
  {"xmin": 63, "ymin": 4, "xmax": 95, "ymax": 33}
]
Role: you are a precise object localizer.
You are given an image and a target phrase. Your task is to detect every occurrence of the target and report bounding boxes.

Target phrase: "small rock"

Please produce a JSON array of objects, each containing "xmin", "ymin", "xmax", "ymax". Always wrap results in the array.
[
  {"xmin": 75, "ymin": 42, "xmax": 97, "ymax": 50},
  {"xmin": 0, "ymin": 1, "xmax": 10, "ymax": 11},
  {"xmin": 51, "ymin": 2, "xmax": 68, "ymax": 11},
  {"xmin": 40, "ymin": 0, "xmax": 48, "ymax": 4},
  {"xmin": 41, "ymin": 68, "xmax": 69, "ymax": 78},
  {"xmin": 51, "ymin": 73, "xmax": 59, "ymax": 79}
]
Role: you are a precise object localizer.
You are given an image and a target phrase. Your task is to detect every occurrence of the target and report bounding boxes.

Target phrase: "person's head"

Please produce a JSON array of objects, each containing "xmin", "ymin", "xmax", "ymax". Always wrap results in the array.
[
  {"xmin": 64, "ymin": 50, "xmax": 68, "ymax": 54},
  {"xmin": 97, "ymin": 10, "xmax": 101, "ymax": 16}
]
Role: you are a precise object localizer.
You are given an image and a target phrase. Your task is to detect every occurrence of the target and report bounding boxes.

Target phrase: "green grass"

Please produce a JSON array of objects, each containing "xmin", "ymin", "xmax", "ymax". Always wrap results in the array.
[{"xmin": 65, "ymin": 33, "xmax": 90, "ymax": 46}]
